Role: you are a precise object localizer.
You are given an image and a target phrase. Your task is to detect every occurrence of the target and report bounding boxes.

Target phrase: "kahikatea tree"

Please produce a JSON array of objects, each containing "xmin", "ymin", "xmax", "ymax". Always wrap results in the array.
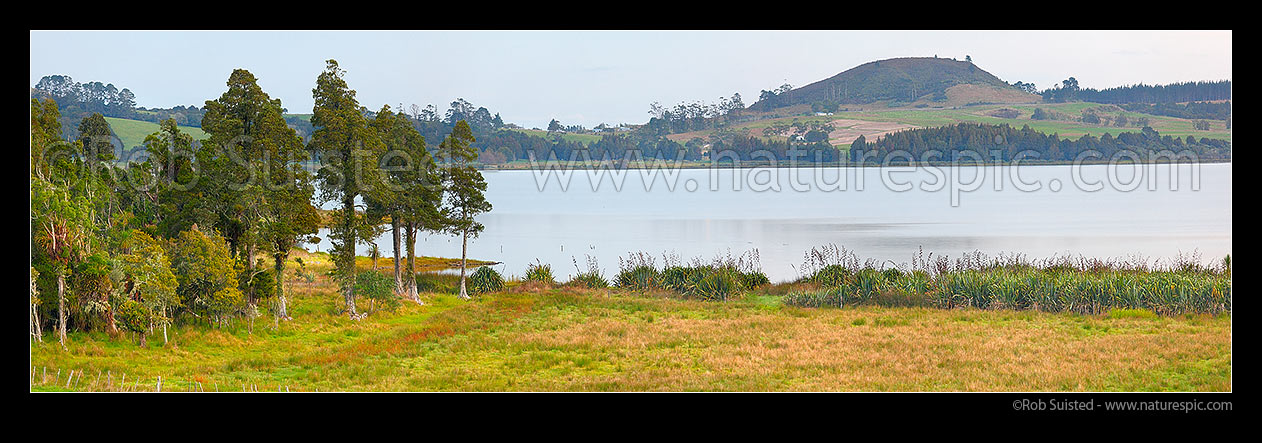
[
  {"xmin": 201, "ymin": 69, "xmax": 313, "ymax": 317},
  {"xmin": 76, "ymin": 113, "xmax": 120, "ymax": 229},
  {"xmin": 143, "ymin": 119, "xmax": 211, "ymax": 237},
  {"xmin": 437, "ymin": 120, "xmax": 491, "ymax": 299},
  {"xmin": 311, "ymin": 60, "xmax": 380, "ymax": 319},
  {"xmin": 366, "ymin": 105, "xmax": 439, "ymax": 302}
]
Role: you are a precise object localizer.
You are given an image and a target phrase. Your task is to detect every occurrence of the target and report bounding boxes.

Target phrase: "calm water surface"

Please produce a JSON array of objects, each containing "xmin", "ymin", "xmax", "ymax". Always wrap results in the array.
[{"xmin": 311, "ymin": 163, "xmax": 1232, "ymax": 282}]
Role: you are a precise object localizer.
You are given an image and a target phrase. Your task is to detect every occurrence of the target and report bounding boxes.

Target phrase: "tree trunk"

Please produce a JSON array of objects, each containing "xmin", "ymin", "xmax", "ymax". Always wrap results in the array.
[
  {"xmin": 30, "ymin": 298, "xmax": 42, "ymax": 343},
  {"xmin": 57, "ymin": 271, "xmax": 66, "ymax": 347},
  {"xmin": 274, "ymin": 252, "xmax": 289, "ymax": 321},
  {"xmin": 246, "ymin": 241, "xmax": 257, "ymax": 305},
  {"xmin": 344, "ymin": 285, "xmax": 358, "ymax": 319},
  {"xmin": 405, "ymin": 222, "xmax": 419, "ymax": 302},
  {"xmin": 459, "ymin": 228, "xmax": 469, "ymax": 299},
  {"xmin": 392, "ymin": 219, "xmax": 404, "ymax": 298},
  {"xmin": 105, "ymin": 295, "xmax": 118, "ymax": 336},
  {"xmin": 341, "ymin": 196, "xmax": 359, "ymax": 320}
]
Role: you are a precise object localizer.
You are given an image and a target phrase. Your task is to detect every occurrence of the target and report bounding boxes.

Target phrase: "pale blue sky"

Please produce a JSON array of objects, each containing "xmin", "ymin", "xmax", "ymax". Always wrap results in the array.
[{"xmin": 30, "ymin": 30, "xmax": 1231, "ymax": 129}]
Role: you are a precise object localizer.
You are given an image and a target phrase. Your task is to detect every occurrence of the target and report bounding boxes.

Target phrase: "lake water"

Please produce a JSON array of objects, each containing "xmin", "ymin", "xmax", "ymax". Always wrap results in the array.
[{"xmin": 309, "ymin": 162, "xmax": 1232, "ymax": 282}]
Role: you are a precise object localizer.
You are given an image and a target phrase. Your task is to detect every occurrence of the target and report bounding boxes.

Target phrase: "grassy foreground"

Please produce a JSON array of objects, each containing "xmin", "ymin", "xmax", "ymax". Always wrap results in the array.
[{"xmin": 30, "ymin": 257, "xmax": 1231, "ymax": 392}]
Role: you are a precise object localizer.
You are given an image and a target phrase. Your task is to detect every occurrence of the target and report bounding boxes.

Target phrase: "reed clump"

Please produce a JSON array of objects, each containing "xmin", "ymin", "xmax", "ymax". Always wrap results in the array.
[
  {"xmin": 784, "ymin": 245, "xmax": 1231, "ymax": 316},
  {"xmin": 524, "ymin": 260, "xmax": 556, "ymax": 286},
  {"xmin": 566, "ymin": 255, "xmax": 609, "ymax": 289},
  {"xmin": 615, "ymin": 250, "xmax": 767, "ymax": 301}
]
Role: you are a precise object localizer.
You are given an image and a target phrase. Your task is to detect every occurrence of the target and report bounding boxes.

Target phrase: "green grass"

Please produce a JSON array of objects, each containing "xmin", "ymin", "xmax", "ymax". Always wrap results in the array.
[
  {"xmin": 29, "ymin": 286, "xmax": 1231, "ymax": 391},
  {"xmin": 883, "ymin": 103, "xmax": 1224, "ymax": 140},
  {"xmin": 834, "ymin": 102, "xmax": 1231, "ymax": 142},
  {"xmin": 104, "ymin": 117, "xmax": 208, "ymax": 150},
  {"xmin": 29, "ymin": 248, "xmax": 1231, "ymax": 392},
  {"xmin": 27, "ymin": 250, "xmax": 1231, "ymax": 392}
]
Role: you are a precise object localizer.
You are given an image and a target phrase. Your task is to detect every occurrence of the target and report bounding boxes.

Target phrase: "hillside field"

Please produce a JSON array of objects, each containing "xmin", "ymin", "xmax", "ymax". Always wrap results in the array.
[
  {"xmin": 104, "ymin": 117, "xmax": 208, "ymax": 150},
  {"xmin": 668, "ymin": 102, "xmax": 1231, "ymax": 150}
]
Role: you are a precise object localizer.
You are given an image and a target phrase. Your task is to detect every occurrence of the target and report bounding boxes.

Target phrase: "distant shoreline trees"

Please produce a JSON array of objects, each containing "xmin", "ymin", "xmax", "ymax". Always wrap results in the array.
[
  {"xmin": 852, "ymin": 122, "xmax": 1230, "ymax": 164},
  {"xmin": 644, "ymin": 93, "xmax": 746, "ymax": 135}
]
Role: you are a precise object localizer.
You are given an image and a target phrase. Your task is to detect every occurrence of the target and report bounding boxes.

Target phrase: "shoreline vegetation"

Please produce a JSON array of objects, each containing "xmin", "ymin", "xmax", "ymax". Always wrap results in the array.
[
  {"xmin": 32, "ymin": 244, "xmax": 1231, "ymax": 392},
  {"xmin": 30, "ymin": 244, "xmax": 1231, "ymax": 392}
]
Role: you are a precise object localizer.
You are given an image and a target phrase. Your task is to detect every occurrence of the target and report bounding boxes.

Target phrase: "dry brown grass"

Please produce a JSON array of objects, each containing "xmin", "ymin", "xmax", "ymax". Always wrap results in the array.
[
  {"xmin": 495, "ymin": 296, "xmax": 1230, "ymax": 391},
  {"xmin": 939, "ymin": 84, "xmax": 1042, "ymax": 106},
  {"xmin": 32, "ymin": 273, "xmax": 1230, "ymax": 392}
]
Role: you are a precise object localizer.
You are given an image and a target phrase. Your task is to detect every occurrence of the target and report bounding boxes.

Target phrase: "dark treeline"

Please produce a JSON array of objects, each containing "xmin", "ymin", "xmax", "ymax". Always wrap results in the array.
[
  {"xmin": 589, "ymin": 134, "xmax": 693, "ymax": 161},
  {"xmin": 523, "ymin": 132, "xmax": 840, "ymax": 164},
  {"xmin": 704, "ymin": 136, "xmax": 842, "ymax": 163},
  {"xmin": 853, "ymin": 123, "xmax": 1231, "ymax": 163},
  {"xmin": 1041, "ymin": 78, "xmax": 1231, "ymax": 105},
  {"xmin": 475, "ymin": 130, "xmax": 586, "ymax": 163},
  {"xmin": 513, "ymin": 133, "xmax": 690, "ymax": 162},
  {"xmin": 501, "ymin": 122, "xmax": 1230, "ymax": 165},
  {"xmin": 1120, "ymin": 101, "xmax": 1232, "ymax": 122}
]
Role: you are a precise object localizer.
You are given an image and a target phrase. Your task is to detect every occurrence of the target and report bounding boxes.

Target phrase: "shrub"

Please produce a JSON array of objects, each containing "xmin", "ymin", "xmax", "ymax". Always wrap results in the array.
[
  {"xmin": 660, "ymin": 266, "xmax": 702, "ymax": 293},
  {"xmin": 525, "ymin": 260, "xmax": 555, "ymax": 285},
  {"xmin": 566, "ymin": 256, "xmax": 608, "ymax": 289},
  {"xmin": 616, "ymin": 265, "xmax": 660, "ymax": 291},
  {"xmin": 468, "ymin": 266, "xmax": 505, "ymax": 294},
  {"xmin": 740, "ymin": 271, "xmax": 770, "ymax": 289},
  {"xmin": 849, "ymin": 268, "xmax": 888, "ymax": 303},
  {"xmin": 808, "ymin": 265, "xmax": 851, "ymax": 288},
  {"xmin": 693, "ymin": 268, "xmax": 744, "ymax": 301},
  {"xmin": 355, "ymin": 271, "xmax": 399, "ymax": 312},
  {"xmin": 114, "ymin": 298, "xmax": 154, "ymax": 345},
  {"xmin": 988, "ymin": 108, "xmax": 1020, "ymax": 119},
  {"xmin": 614, "ymin": 250, "xmax": 765, "ymax": 300},
  {"xmin": 568, "ymin": 272, "xmax": 608, "ymax": 289}
]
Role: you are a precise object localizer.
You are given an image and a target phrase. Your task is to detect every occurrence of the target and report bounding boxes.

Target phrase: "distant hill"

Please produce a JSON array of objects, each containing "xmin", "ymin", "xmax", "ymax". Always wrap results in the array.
[{"xmin": 749, "ymin": 57, "xmax": 1034, "ymax": 111}]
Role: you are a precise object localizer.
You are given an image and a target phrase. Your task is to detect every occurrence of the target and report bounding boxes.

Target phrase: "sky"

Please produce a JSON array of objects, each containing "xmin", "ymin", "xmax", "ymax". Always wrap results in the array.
[{"xmin": 30, "ymin": 30, "xmax": 1232, "ymax": 129}]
